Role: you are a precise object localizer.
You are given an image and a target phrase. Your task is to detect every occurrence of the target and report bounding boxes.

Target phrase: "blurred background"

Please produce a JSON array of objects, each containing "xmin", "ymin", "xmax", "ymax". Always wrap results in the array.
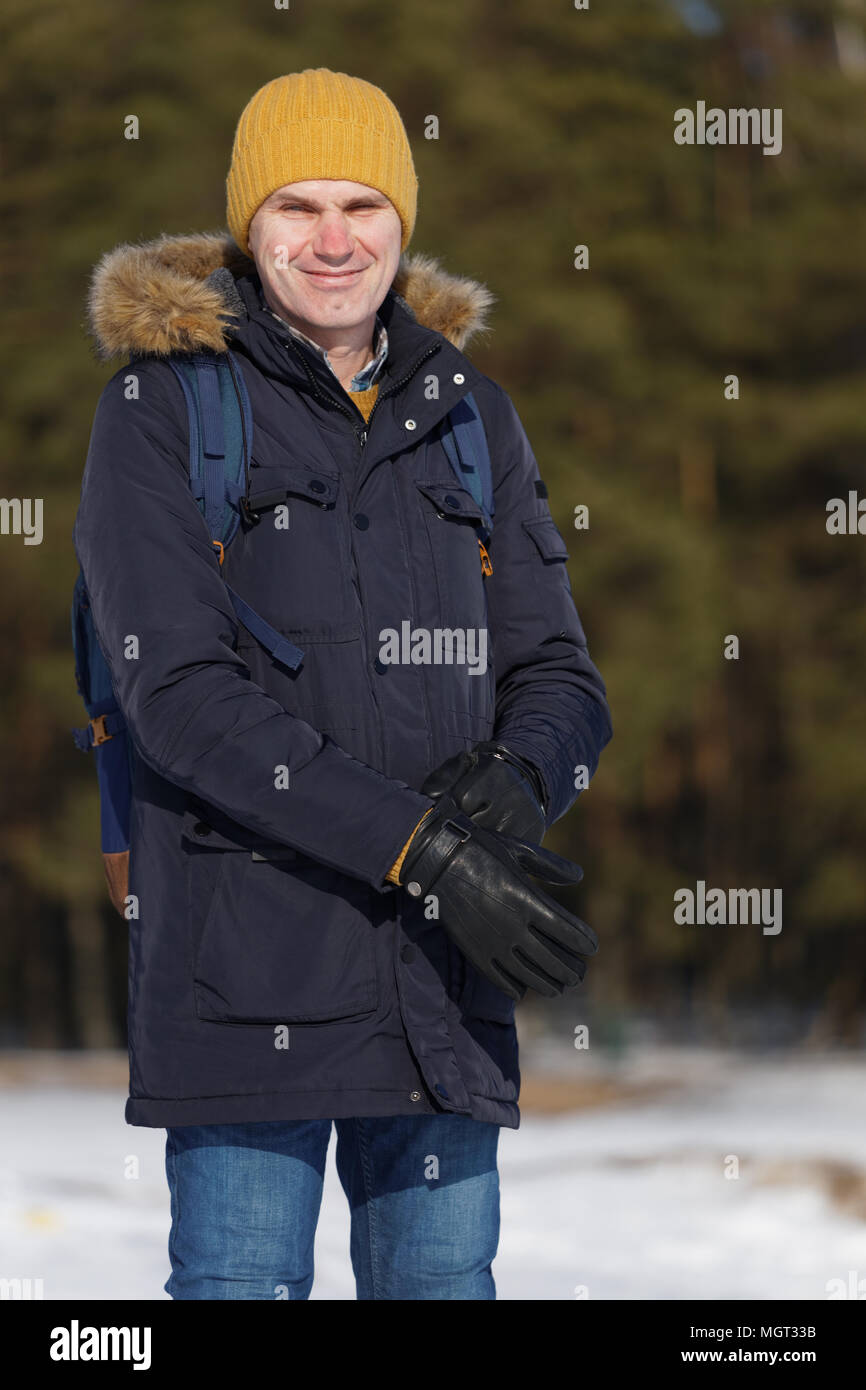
[{"xmin": 1, "ymin": 0, "xmax": 864, "ymax": 1299}]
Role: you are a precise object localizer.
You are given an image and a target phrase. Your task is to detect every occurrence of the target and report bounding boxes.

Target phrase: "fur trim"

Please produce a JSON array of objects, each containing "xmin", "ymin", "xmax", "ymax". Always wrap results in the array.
[{"xmin": 87, "ymin": 232, "xmax": 495, "ymax": 360}]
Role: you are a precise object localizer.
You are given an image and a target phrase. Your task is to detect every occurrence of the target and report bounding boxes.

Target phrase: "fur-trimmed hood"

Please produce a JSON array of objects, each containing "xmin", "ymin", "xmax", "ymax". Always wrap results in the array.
[{"xmin": 86, "ymin": 232, "xmax": 496, "ymax": 361}]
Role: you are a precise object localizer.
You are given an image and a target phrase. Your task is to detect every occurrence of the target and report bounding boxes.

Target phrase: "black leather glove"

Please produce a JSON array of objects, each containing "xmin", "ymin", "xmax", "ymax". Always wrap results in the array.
[
  {"xmin": 421, "ymin": 741, "xmax": 547, "ymax": 843},
  {"xmin": 400, "ymin": 796, "xmax": 597, "ymax": 1001}
]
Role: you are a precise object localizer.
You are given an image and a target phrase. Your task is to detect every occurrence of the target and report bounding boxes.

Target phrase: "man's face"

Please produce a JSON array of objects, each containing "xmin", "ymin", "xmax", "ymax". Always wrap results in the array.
[{"xmin": 247, "ymin": 179, "xmax": 403, "ymax": 340}]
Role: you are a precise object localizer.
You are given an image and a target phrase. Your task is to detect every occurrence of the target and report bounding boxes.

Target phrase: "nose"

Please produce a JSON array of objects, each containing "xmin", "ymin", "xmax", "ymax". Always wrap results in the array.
[{"xmin": 312, "ymin": 211, "xmax": 355, "ymax": 260}]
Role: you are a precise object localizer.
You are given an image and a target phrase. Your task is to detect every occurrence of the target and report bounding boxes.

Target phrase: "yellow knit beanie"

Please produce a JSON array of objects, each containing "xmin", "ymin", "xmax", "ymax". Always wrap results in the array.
[{"xmin": 226, "ymin": 69, "xmax": 418, "ymax": 256}]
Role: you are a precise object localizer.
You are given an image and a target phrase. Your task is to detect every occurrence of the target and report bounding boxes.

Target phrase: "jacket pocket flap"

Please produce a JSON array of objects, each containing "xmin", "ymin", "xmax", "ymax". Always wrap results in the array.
[
  {"xmin": 180, "ymin": 805, "xmax": 300, "ymax": 860},
  {"xmin": 522, "ymin": 515, "xmax": 569, "ymax": 561},
  {"xmin": 247, "ymin": 465, "xmax": 339, "ymax": 513},
  {"xmin": 415, "ymin": 479, "xmax": 485, "ymax": 522}
]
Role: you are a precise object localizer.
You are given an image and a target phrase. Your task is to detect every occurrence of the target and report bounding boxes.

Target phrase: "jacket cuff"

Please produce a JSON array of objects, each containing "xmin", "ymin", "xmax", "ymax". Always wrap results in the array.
[{"xmin": 494, "ymin": 694, "xmax": 612, "ymax": 825}]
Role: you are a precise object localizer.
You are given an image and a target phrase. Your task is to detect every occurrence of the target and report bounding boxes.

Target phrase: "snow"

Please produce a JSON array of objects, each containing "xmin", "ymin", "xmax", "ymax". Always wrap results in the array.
[{"xmin": 1, "ymin": 1047, "xmax": 864, "ymax": 1300}]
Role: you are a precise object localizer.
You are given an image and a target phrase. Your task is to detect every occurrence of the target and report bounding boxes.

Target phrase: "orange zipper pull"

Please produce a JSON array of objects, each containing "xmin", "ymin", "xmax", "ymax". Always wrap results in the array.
[{"xmin": 478, "ymin": 538, "xmax": 493, "ymax": 577}]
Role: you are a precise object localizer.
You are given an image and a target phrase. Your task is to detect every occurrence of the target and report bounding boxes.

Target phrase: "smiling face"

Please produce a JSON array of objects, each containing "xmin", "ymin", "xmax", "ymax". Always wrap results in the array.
[{"xmin": 247, "ymin": 178, "xmax": 403, "ymax": 346}]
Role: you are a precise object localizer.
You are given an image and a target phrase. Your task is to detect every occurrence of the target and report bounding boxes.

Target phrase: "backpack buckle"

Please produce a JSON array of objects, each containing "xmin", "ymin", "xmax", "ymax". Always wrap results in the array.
[{"xmin": 90, "ymin": 714, "xmax": 113, "ymax": 746}]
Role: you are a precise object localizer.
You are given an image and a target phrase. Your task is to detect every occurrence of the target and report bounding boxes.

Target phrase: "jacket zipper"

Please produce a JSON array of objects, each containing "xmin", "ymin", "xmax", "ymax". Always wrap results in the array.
[
  {"xmin": 357, "ymin": 344, "xmax": 442, "ymax": 784},
  {"xmin": 282, "ymin": 339, "xmax": 448, "ymax": 778},
  {"xmin": 282, "ymin": 338, "xmax": 441, "ymax": 445},
  {"xmin": 348, "ymin": 423, "xmax": 387, "ymax": 771},
  {"xmin": 281, "ymin": 339, "xmax": 440, "ymax": 774},
  {"xmin": 360, "ymin": 343, "xmax": 441, "ymax": 443},
  {"xmin": 276, "ymin": 342, "xmax": 387, "ymax": 759}
]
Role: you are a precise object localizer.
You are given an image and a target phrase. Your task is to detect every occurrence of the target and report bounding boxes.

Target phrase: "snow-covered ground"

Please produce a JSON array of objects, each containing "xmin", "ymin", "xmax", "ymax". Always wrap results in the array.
[{"xmin": 1, "ymin": 1046, "xmax": 864, "ymax": 1300}]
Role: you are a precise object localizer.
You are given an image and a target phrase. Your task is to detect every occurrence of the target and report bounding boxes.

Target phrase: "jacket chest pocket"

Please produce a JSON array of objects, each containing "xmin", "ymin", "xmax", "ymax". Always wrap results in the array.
[
  {"xmin": 238, "ymin": 464, "xmax": 360, "ymax": 641},
  {"xmin": 181, "ymin": 808, "xmax": 378, "ymax": 1025},
  {"xmin": 414, "ymin": 480, "xmax": 490, "ymax": 631}
]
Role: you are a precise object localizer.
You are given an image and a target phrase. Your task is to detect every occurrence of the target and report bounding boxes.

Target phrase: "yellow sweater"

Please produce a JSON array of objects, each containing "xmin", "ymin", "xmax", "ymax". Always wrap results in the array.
[{"xmin": 346, "ymin": 384, "xmax": 379, "ymax": 421}]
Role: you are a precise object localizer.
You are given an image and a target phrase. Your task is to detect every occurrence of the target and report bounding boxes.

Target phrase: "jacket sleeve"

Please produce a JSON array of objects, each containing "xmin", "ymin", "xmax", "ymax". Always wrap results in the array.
[
  {"xmin": 481, "ymin": 382, "xmax": 612, "ymax": 827},
  {"xmin": 72, "ymin": 360, "xmax": 432, "ymax": 888}
]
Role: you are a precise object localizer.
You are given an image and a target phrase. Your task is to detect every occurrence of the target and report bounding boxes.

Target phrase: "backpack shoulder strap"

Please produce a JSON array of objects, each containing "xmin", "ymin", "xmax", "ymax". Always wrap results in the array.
[
  {"xmin": 440, "ymin": 390, "xmax": 494, "ymax": 542},
  {"xmin": 166, "ymin": 350, "xmax": 304, "ymax": 673},
  {"xmin": 166, "ymin": 351, "xmax": 251, "ymax": 555}
]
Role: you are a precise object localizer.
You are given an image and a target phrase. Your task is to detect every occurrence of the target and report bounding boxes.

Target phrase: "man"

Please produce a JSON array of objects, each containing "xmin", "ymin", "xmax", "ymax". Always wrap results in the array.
[{"xmin": 74, "ymin": 68, "xmax": 612, "ymax": 1300}]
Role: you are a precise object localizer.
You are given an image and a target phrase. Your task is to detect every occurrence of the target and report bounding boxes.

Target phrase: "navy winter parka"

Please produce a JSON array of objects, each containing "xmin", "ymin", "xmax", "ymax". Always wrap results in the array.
[{"xmin": 73, "ymin": 232, "xmax": 612, "ymax": 1129}]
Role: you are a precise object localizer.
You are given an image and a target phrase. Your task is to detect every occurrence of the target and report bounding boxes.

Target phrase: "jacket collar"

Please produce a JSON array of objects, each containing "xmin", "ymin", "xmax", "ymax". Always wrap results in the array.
[
  {"xmin": 86, "ymin": 231, "xmax": 495, "ymax": 363},
  {"xmin": 264, "ymin": 300, "xmax": 390, "ymax": 391},
  {"xmin": 229, "ymin": 267, "xmax": 442, "ymax": 404}
]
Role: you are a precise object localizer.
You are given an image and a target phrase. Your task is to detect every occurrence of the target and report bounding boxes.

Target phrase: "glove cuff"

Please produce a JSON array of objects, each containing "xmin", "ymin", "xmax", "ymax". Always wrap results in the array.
[
  {"xmin": 487, "ymin": 743, "xmax": 548, "ymax": 816},
  {"xmin": 402, "ymin": 804, "xmax": 475, "ymax": 898}
]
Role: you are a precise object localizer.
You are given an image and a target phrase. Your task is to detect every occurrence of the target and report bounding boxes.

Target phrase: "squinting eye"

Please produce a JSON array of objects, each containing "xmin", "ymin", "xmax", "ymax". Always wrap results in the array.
[{"xmin": 278, "ymin": 203, "xmax": 384, "ymax": 214}]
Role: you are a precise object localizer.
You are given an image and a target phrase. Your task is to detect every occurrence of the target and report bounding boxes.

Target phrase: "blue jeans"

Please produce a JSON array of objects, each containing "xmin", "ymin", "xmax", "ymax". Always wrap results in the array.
[{"xmin": 164, "ymin": 1113, "xmax": 500, "ymax": 1300}]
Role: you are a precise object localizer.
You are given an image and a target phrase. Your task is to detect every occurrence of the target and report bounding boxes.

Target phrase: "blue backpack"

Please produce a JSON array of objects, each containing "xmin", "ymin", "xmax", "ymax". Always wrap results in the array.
[{"xmin": 71, "ymin": 349, "xmax": 495, "ymax": 854}]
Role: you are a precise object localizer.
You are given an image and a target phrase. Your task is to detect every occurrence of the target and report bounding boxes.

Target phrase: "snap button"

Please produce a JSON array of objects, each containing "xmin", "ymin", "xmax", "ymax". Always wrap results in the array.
[
  {"xmin": 453, "ymin": 373, "xmax": 465, "ymax": 385},
  {"xmin": 410, "ymin": 1090, "xmax": 422, "ymax": 1103},
  {"xmin": 401, "ymin": 945, "xmax": 416, "ymax": 963},
  {"xmin": 308, "ymin": 479, "xmax": 327, "ymax": 494},
  {"xmin": 406, "ymin": 881, "xmax": 422, "ymax": 897},
  {"xmin": 404, "ymin": 419, "xmax": 417, "ymax": 431},
  {"xmin": 353, "ymin": 513, "xmax": 370, "ymax": 530},
  {"xmin": 443, "ymin": 494, "xmax": 460, "ymax": 509},
  {"xmin": 193, "ymin": 821, "xmax": 212, "ymax": 837}
]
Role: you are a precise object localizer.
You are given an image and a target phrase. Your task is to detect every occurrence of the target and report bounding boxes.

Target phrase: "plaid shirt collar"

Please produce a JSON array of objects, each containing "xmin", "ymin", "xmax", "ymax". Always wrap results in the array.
[{"xmin": 265, "ymin": 298, "xmax": 389, "ymax": 392}]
